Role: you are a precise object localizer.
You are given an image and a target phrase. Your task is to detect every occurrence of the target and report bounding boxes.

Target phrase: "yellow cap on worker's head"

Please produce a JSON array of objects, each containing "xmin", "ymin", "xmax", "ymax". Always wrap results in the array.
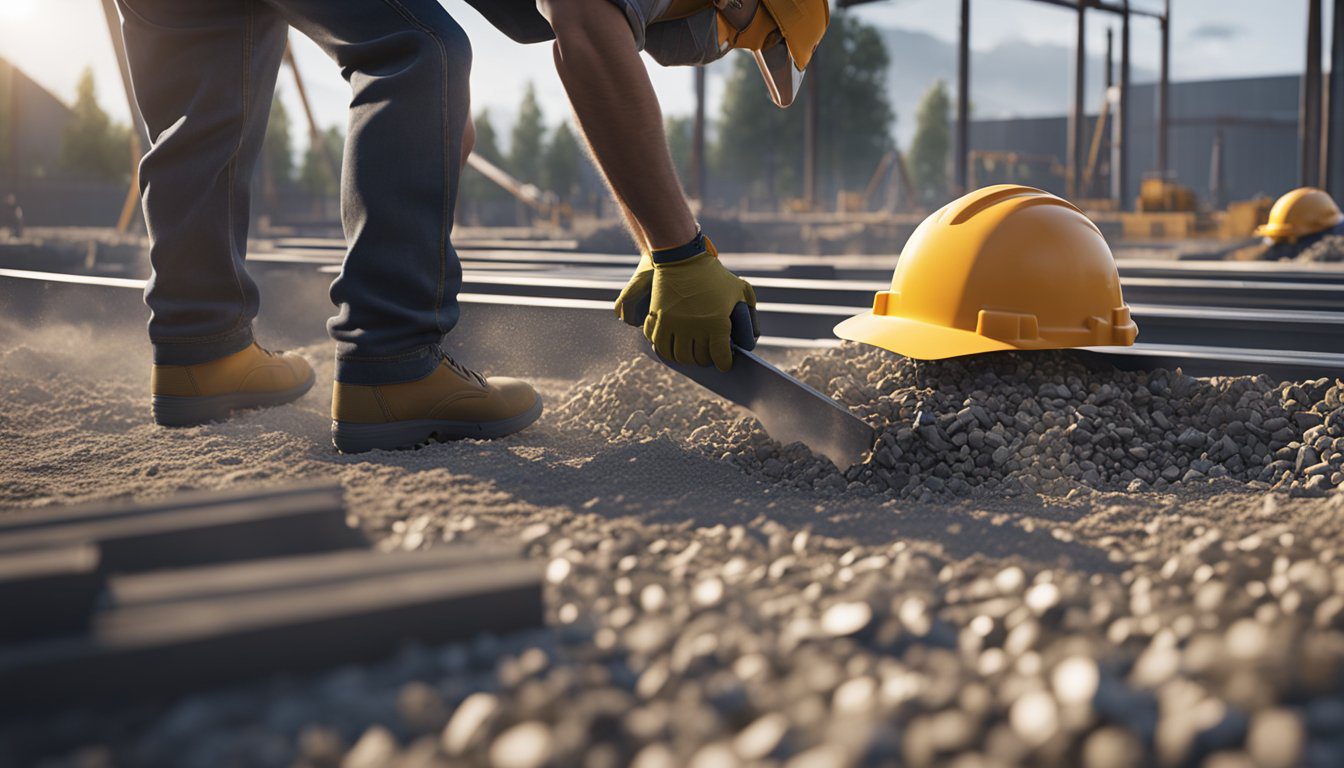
[
  {"xmin": 717, "ymin": 0, "xmax": 830, "ymax": 108},
  {"xmin": 1254, "ymin": 187, "xmax": 1344, "ymax": 244},
  {"xmin": 834, "ymin": 185, "xmax": 1139, "ymax": 361}
]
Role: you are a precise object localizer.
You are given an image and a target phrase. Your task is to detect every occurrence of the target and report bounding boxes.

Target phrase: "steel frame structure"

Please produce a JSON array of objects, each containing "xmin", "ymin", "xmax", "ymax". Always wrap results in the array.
[{"xmin": 839, "ymin": 0, "xmax": 1170, "ymax": 210}]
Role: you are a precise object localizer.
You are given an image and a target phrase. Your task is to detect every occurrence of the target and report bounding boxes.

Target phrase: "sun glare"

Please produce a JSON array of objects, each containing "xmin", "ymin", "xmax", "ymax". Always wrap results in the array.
[{"xmin": 0, "ymin": 0, "xmax": 41, "ymax": 21}]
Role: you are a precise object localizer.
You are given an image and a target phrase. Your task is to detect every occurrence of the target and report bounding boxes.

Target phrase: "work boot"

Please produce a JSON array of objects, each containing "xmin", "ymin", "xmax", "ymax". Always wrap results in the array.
[
  {"xmin": 330, "ymin": 353, "xmax": 542, "ymax": 453},
  {"xmin": 152, "ymin": 343, "xmax": 315, "ymax": 427}
]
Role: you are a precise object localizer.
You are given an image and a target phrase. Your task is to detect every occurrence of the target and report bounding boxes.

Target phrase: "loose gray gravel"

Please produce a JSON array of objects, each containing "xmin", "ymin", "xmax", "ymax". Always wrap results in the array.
[
  {"xmin": 1297, "ymin": 235, "xmax": 1344, "ymax": 263},
  {"xmin": 560, "ymin": 345, "xmax": 1344, "ymax": 500},
  {"xmin": 5, "ymin": 334, "xmax": 1344, "ymax": 768}
]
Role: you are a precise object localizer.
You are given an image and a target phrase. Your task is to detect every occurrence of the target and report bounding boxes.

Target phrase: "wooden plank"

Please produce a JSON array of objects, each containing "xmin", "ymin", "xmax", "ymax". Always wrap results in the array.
[
  {"xmin": 110, "ymin": 545, "xmax": 522, "ymax": 608},
  {"xmin": 0, "ymin": 545, "xmax": 103, "ymax": 643},
  {"xmin": 0, "ymin": 484, "xmax": 364, "ymax": 573},
  {"xmin": 0, "ymin": 559, "xmax": 543, "ymax": 712}
]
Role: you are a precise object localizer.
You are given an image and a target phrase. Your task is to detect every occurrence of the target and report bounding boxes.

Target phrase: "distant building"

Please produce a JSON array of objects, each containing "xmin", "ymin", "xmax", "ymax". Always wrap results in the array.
[
  {"xmin": 0, "ymin": 56, "xmax": 76, "ymax": 181},
  {"xmin": 970, "ymin": 75, "xmax": 1300, "ymax": 206}
]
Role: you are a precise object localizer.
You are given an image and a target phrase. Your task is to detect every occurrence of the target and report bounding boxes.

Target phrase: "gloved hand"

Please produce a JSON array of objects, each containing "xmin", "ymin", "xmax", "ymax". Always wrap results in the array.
[
  {"xmin": 614, "ymin": 249, "xmax": 654, "ymax": 327},
  {"xmin": 643, "ymin": 239, "xmax": 757, "ymax": 372}
]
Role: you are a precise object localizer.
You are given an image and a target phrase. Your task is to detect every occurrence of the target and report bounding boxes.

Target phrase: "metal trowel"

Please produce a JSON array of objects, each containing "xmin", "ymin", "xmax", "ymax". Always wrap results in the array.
[{"xmin": 638, "ymin": 303, "xmax": 876, "ymax": 469}]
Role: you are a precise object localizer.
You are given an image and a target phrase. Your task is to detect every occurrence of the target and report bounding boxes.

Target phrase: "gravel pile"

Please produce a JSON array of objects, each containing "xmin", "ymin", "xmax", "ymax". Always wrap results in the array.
[
  {"xmin": 557, "ymin": 345, "xmax": 1344, "ymax": 500},
  {"xmin": 1297, "ymin": 235, "xmax": 1344, "ymax": 262}
]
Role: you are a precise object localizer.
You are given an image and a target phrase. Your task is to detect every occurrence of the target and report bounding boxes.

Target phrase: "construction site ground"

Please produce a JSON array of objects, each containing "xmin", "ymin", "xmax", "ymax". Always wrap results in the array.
[{"xmin": 3, "ymin": 298, "xmax": 1344, "ymax": 767}]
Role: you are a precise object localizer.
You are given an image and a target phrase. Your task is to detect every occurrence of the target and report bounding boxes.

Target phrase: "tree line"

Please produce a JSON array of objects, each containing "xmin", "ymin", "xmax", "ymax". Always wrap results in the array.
[{"xmin": 56, "ymin": 15, "xmax": 961, "ymax": 212}]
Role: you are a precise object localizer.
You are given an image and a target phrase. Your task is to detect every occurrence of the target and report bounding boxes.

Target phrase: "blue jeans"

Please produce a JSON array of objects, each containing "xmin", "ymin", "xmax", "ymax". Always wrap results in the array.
[{"xmin": 117, "ymin": 0, "xmax": 471, "ymax": 384}]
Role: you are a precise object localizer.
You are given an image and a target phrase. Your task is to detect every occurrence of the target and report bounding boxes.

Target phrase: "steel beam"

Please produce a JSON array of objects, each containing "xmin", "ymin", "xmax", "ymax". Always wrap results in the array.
[
  {"xmin": 1069, "ymin": 2, "xmax": 1087, "ymax": 198},
  {"xmin": 1209, "ymin": 129, "xmax": 1226, "ymax": 208},
  {"xmin": 0, "ymin": 556, "xmax": 542, "ymax": 714},
  {"xmin": 1157, "ymin": 0, "xmax": 1171, "ymax": 176},
  {"xmin": 1304, "ymin": 0, "xmax": 1325, "ymax": 186},
  {"xmin": 1113, "ymin": 2, "xmax": 1132, "ymax": 209},
  {"xmin": 1106, "ymin": 27, "xmax": 1114, "ymax": 89},
  {"xmin": 692, "ymin": 67, "xmax": 707, "ymax": 204},
  {"xmin": 98, "ymin": 0, "xmax": 149, "ymax": 148},
  {"xmin": 1328, "ymin": 0, "xmax": 1344, "ymax": 194},
  {"xmin": 956, "ymin": 0, "xmax": 971, "ymax": 195},
  {"xmin": 804, "ymin": 46, "xmax": 821, "ymax": 209}
]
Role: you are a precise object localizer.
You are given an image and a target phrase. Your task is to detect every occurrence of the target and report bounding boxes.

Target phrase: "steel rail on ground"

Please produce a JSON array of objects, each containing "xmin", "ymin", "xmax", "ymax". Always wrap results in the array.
[{"xmin": 3, "ymin": 267, "xmax": 1341, "ymax": 381}]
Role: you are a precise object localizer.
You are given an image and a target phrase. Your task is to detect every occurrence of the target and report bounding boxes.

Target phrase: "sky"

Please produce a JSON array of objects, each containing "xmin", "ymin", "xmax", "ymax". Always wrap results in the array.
[{"xmin": 0, "ymin": 0, "xmax": 1327, "ymax": 152}]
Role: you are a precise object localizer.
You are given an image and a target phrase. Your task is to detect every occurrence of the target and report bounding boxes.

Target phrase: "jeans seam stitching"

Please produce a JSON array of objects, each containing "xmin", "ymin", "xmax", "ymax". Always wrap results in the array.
[
  {"xmin": 152, "ymin": 326, "xmax": 253, "ymax": 344},
  {"xmin": 336, "ymin": 346, "xmax": 438, "ymax": 363},
  {"xmin": 223, "ymin": 0, "xmax": 254, "ymax": 336},
  {"xmin": 377, "ymin": 0, "xmax": 451, "ymax": 335}
]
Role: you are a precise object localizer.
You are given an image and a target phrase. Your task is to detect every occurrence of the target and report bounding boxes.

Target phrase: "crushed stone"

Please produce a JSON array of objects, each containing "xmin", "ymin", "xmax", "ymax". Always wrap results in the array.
[
  {"xmin": 556, "ymin": 344, "xmax": 1344, "ymax": 500},
  {"xmin": 1297, "ymin": 235, "xmax": 1344, "ymax": 263}
]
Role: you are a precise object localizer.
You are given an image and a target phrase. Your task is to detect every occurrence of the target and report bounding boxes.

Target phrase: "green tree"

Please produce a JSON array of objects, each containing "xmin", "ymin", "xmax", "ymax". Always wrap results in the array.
[
  {"xmin": 665, "ymin": 115, "xmax": 694, "ymax": 182},
  {"xmin": 298, "ymin": 126, "xmax": 344, "ymax": 197},
  {"xmin": 543, "ymin": 121, "xmax": 582, "ymax": 201},
  {"xmin": 59, "ymin": 68, "xmax": 131, "ymax": 183},
  {"xmin": 461, "ymin": 109, "xmax": 510, "ymax": 205},
  {"xmin": 259, "ymin": 93, "xmax": 295, "ymax": 197},
  {"xmin": 472, "ymin": 108, "xmax": 505, "ymax": 164},
  {"xmin": 714, "ymin": 13, "xmax": 895, "ymax": 206},
  {"xmin": 509, "ymin": 83, "xmax": 546, "ymax": 184},
  {"xmin": 908, "ymin": 80, "xmax": 951, "ymax": 205}
]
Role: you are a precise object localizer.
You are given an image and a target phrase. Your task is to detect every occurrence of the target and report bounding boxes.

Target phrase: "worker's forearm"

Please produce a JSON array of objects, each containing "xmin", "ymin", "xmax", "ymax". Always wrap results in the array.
[{"xmin": 546, "ymin": 2, "xmax": 697, "ymax": 250}]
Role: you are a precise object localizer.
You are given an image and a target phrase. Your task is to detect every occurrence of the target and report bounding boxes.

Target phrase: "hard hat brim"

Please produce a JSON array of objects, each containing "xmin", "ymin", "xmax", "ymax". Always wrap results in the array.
[
  {"xmin": 753, "ymin": 44, "xmax": 805, "ymax": 108},
  {"xmin": 1254, "ymin": 222, "xmax": 1297, "ymax": 241},
  {"xmin": 834, "ymin": 311, "xmax": 1020, "ymax": 361}
]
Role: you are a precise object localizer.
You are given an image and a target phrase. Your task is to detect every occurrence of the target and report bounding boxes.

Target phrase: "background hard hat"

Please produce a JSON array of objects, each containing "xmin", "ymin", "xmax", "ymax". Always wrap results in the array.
[
  {"xmin": 1254, "ymin": 187, "xmax": 1344, "ymax": 243},
  {"xmin": 717, "ymin": 0, "xmax": 829, "ymax": 107},
  {"xmin": 835, "ymin": 185, "xmax": 1138, "ymax": 361}
]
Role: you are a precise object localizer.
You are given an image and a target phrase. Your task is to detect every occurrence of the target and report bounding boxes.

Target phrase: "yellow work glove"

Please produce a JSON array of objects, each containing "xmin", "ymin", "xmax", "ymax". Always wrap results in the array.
[
  {"xmin": 614, "ymin": 249, "xmax": 654, "ymax": 327},
  {"xmin": 643, "ymin": 237, "xmax": 757, "ymax": 372}
]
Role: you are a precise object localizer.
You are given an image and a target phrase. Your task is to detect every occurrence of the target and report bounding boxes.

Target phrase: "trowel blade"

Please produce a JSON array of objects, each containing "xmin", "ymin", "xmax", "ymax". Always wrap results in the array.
[{"xmin": 643, "ymin": 345, "xmax": 875, "ymax": 469}]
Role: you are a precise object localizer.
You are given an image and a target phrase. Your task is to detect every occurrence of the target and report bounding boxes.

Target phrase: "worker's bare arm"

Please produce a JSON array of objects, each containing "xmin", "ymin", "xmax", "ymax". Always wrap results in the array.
[{"xmin": 537, "ymin": 0, "xmax": 698, "ymax": 251}]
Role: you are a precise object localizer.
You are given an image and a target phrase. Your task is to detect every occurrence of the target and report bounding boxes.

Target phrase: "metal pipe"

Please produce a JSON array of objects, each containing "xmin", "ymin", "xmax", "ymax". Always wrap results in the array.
[
  {"xmin": 99, "ymin": 0, "xmax": 149, "ymax": 149},
  {"xmin": 1106, "ymin": 26, "xmax": 1114, "ymax": 90},
  {"xmin": 1030, "ymin": 0, "xmax": 1161, "ymax": 19},
  {"xmin": 1157, "ymin": 0, "xmax": 1170, "ymax": 176},
  {"xmin": 100, "ymin": 0, "xmax": 149, "ymax": 233},
  {"xmin": 1209, "ymin": 129, "xmax": 1226, "ymax": 209},
  {"xmin": 804, "ymin": 46, "xmax": 820, "ymax": 209},
  {"xmin": 283, "ymin": 43, "xmax": 341, "ymax": 185},
  {"xmin": 1068, "ymin": 1, "xmax": 1086, "ymax": 198},
  {"xmin": 1112, "ymin": 1, "xmax": 1131, "ymax": 209},
  {"xmin": 956, "ymin": 0, "xmax": 971, "ymax": 195},
  {"xmin": 1303, "ymin": 0, "xmax": 1324, "ymax": 186},
  {"xmin": 1328, "ymin": 0, "xmax": 1344, "ymax": 195},
  {"xmin": 692, "ymin": 67, "xmax": 706, "ymax": 204}
]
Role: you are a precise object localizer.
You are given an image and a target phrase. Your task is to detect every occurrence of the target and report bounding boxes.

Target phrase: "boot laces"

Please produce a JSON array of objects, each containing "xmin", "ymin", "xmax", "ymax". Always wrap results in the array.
[{"xmin": 443, "ymin": 351, "xmax": 486, "ymax": 386}]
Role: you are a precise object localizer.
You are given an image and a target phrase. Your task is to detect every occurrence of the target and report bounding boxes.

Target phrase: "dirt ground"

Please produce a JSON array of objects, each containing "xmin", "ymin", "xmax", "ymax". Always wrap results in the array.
[{"xmin": 3, "ymin": 323, "xmax": 1344, "ymax": 767}]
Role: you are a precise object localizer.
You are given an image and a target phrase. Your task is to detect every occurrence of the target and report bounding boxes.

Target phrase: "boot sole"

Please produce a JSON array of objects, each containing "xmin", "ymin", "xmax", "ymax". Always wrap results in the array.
[
  {"xmin": 331, "ymin": 396, "xmax": 543, "ymax": 453},
  {"xmin": 152, "ymin": 372, "xmax": 317, "ymax": 427}
]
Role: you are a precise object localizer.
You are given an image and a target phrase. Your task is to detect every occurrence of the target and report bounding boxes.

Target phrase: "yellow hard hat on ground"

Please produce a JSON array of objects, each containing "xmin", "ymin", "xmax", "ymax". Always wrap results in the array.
[
  {"xmin": 835, "ymin": 185, "xmax": 1139, "ymax": 361},
  {"xmin": 1254, "ymin": 187, "xmax": 1344, "ymax": 244}
]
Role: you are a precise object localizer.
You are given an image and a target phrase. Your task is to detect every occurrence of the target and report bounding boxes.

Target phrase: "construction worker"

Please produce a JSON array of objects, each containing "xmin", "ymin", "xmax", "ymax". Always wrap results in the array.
[
  {"xmin": 117, "ymin": 0, "xmax": 474, "ymax": 445},
  {"xmin": 473, "ymin": 0, "xmax": 828, "ymax": 372},
  {"xmin": 117, "ymin": 0, "xmax": 825, "ymax": 452}
]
